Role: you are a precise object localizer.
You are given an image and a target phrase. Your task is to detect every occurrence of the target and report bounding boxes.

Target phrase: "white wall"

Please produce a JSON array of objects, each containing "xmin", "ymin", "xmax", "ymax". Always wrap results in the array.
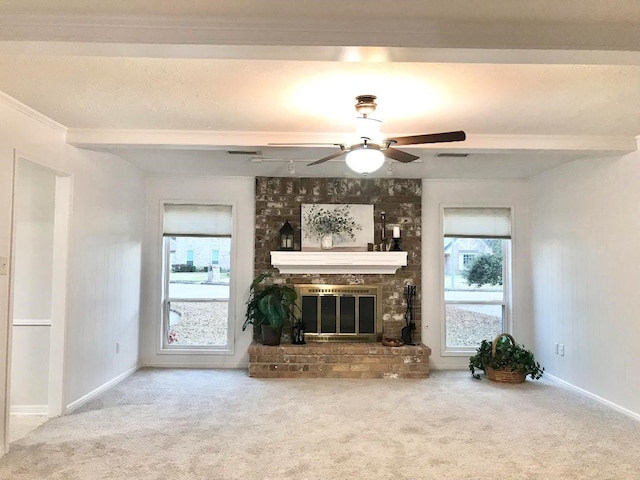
[
  {"xmin": 0, "ymin": 94, "xmax": 145, "ymax": 453},
  {"xmin": 13, "ymin": 160, "xmax": 56, "ymax": 320},
  {"xmin": 422, "ymin": 179, "xmax": 532, "ymax": 369},
  {"xmin": 10, "ymin": 160, "xmax": 56, "ymax": 409},
  {"xmin": 140, "ymin": 175, "xmax": 255, "ymax": 368},
  {"xmin": 530, "ymin": 151, "xmax": 640, "ymax": 416},
  {"xmin": 63, "ymin": 147, "xmax": 145, "ymax": 405},
  {"xmin": 10, "ymin": 326, "xmax": 50, "ymax": 408}
]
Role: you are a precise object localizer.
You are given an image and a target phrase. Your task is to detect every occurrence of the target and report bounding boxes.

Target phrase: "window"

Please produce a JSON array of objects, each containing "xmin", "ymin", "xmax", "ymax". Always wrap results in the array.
[
  {"xmin": 162, "ymin": 204, "xmax": 232, "ymax": 350},
  {"xmin": 443, "ymin": 208, "xmax": 511, "ymax": 353}
]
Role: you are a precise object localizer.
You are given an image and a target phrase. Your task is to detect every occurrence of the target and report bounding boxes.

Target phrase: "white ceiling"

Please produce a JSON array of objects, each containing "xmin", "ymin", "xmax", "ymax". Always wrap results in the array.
[{"xmin": 0, "ymin": 0, "xmax": 639, "ymax": 179}]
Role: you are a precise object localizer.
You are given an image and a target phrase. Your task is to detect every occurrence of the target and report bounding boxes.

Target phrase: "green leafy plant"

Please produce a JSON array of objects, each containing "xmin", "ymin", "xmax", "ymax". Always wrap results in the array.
[
  {"xmin": 465, "ymin": 240, "xmax": 503, "ymax": 287},
  {"xmin": 303, "ymin": 204, "xmax": 362, "ymax": 240},
  {"xmin": 242, "ymin": 272, "xmax": 298, "ymax": 331},
  {"xmin": 469, "ymin": 335, "xmax": 544, "ymax": 380}
]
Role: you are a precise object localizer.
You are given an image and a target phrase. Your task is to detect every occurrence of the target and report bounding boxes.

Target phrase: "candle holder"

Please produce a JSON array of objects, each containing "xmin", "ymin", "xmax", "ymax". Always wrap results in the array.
[
  {"xmin": 279, "ymin": 220, "xmax": 294, "ymax": 250},
  {"xmin": 391, "ymin": 237, "xmax": 402, "ymax": 251}
]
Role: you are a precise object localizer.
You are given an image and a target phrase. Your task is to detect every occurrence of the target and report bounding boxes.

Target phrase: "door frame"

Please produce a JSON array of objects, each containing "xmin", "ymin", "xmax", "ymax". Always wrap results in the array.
[{"xmin": 3, "ymin": 150, "xmax": 72, "ymax": 451}]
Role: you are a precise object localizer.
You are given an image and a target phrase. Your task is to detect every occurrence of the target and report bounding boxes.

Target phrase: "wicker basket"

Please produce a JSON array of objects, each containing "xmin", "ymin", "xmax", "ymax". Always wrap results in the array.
[{"xmin": 484, "ymin": 333, "xmax": 526, "ymax": 384}]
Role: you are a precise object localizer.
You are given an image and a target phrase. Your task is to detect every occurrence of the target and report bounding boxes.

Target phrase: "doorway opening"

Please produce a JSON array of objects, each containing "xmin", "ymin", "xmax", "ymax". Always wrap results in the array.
[{"xmin": 7, "ymin": 153, "xmax": 71, "ymax": 445}]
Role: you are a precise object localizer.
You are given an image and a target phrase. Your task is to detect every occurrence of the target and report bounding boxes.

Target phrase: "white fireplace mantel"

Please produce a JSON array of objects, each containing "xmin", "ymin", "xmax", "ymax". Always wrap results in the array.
[{"xmin": 270, "ymin": 251, "xmax": 408, "ymax": 275}]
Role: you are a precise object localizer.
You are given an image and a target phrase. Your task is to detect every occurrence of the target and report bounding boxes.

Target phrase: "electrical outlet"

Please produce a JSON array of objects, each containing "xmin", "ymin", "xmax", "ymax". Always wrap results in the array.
[
  {"xmin": 115, "ymin": 342, "xmax": 120, "ymax": 354},
  {"xmin": 0, "ymin": 256, "xmax": 7, "ymax": 275},
  {"xmin": 559, "ymin": 344, "xmax": 565, "ymax": 356},
  {"xmin": 554, "ymin": 343, "xmax": 559, "ymax": 354}
]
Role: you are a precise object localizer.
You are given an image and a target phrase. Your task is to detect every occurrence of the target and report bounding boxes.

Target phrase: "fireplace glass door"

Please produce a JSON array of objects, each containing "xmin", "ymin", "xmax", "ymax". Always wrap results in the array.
[{"xmin": 296, "ymin": 285, "xmax": 381, "ymax": 342}]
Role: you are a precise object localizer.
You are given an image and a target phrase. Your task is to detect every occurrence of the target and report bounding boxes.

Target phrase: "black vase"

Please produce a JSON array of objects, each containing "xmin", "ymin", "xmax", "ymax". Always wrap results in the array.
[{"xmin": 261, "ymin": 324, "xmax": 283, "ymax": 346}]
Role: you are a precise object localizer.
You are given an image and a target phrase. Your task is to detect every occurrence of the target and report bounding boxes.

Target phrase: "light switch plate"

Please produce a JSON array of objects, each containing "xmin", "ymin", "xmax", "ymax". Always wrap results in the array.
[{"xmin": 0, "ymin": 257, "xmax": 7, "ymax": 275}]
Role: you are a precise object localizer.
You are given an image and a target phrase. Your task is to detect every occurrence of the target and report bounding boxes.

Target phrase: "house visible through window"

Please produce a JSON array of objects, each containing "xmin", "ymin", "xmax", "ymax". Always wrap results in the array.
[
  {"xmin": 459, "ymin": 252, "xmax": 479, "ymax": 270},
  {"xmin": 162, "ymin": 204, "xmax": 232, "ymax": 350},
  {"xmin": 443, "ymin": 207, "xmax": 511, "ymax": 353}
]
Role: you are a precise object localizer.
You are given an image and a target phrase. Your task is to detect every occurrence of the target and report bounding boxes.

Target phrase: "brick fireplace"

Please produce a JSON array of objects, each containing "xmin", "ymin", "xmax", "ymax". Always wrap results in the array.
[{"xmin": 250, "ymin": 177, "xmax": 429, "ymax": 378}]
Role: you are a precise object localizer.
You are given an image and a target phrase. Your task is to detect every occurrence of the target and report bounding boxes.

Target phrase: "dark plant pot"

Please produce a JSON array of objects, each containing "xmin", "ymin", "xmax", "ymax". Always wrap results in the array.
[{"xmin": 261, "ymin": 324, "xmax": 283, "ymax": 346}]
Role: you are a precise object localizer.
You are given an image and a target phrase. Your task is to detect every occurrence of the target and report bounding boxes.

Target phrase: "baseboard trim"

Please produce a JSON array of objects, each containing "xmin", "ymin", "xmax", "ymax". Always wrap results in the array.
[
  {"xmin": 430, "ymin": 365, "xmax": 468, "ymax": 371},
  {"xmin": 547, "ymin": 373, "xmax": 640, "ymax": 422},
  {"xmin": 141, "ymin": 363, "xmax": 248, "ymax": 369},
  {"xmin": 66, "ymin": 365, "xmax": 139, "ymax": 413},
  {"xmin": 10, "ymin": 405, "xmax": 48, "ymax": 415},
  {"xmin": 12, "ymin": 318, "xmax": 52, "ymax": 326}
]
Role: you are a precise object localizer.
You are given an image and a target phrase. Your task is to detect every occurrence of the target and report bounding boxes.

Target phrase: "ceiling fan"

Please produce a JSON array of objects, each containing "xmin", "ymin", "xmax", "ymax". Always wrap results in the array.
[{"xmin": 270, "ymin": 95, "xmax": 466, "ymax": 174}]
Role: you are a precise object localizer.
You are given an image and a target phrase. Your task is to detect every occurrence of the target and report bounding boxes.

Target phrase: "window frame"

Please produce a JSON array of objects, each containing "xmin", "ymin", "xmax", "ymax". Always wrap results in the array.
[
  {"xmin": 158, "ymin": 201, "xmax": 236, "ymax": 355},
  {"xmin": 440, "ymin": 205, "xmax": 514, "ymax": 356}
]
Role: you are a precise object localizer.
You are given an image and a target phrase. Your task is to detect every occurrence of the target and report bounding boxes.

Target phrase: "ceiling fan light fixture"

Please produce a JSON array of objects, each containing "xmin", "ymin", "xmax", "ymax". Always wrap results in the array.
[
  {"xmin": 292, "ymin": 95, "xmax": 466, "ymax": 171},
  {"xmin": 345, "ymin": 147, "xmax": 385, "ymax": 174}
]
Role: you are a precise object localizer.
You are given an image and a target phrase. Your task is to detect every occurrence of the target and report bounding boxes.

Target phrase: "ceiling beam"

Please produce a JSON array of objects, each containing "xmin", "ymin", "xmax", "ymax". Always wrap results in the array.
[
  {"xmin": 66, "ymin": 128, "xmax": 638, "ymax": 155},
  {"xmin": 1, "ymin": 13, "xmax": 639, "ymax": 53},
  {"xmin": 1, "ymin": 41, "xmax": 638, "ymax": 66}
]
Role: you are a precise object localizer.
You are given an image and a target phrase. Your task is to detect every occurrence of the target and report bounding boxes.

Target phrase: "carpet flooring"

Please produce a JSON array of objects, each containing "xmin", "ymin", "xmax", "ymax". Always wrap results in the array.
[
  {"xmin": 1, "ymin": 369, "xmax": 639, "ymax": 479},
  {"xmin": 9, "ymin": 415, "xmax": 48, "ymax": 443}
]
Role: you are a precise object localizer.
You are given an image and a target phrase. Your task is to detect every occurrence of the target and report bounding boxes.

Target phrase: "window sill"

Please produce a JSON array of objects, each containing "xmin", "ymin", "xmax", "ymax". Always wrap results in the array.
[
  {"xmin": 441, "ymin": 349, "xmax": 476, "ymax": 357},
  {"xmin": 159, "ymin": 346, "xmax": 233, "ymax": 355}
]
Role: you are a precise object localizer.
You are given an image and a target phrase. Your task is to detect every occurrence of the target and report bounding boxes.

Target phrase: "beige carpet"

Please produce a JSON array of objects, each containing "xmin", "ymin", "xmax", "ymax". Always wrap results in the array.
[
  {"xmin": 1, "ymin": 369, "xmax": 639, "ymax": 479},
  {"xmin": 9, "ymin": 415, "xmax": 48, "ymax": 443}
]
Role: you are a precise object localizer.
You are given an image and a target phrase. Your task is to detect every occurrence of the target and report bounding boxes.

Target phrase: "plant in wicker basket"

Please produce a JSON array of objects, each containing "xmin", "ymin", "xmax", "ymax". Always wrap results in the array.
[{"xmin": 469, "ymin": 333, "xmax": 544, "ymax": 382}]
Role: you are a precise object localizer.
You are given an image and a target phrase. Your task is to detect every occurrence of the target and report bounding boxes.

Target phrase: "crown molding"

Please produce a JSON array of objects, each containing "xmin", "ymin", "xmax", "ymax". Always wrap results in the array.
[
  {"xmin": 66, "ymin": 128, "xmax": 638, "ymax": 154},
  {"xmin": 0, "ymin": 91, "xmax": 67, "ymax": 133},
  {"xmin": 1, "ymin": 13, "xmax": 639, "ymax": 52}
]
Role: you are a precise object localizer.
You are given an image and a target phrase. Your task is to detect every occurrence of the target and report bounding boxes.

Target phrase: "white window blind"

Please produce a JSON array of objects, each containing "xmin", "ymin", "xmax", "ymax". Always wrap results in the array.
[
  {"xmin": 443, "ymin": 207, "xmax": 511, "ymax": 239},
  {"xmin": 163, "ymin": 204, "xmax": 232, "ymax": 237}
]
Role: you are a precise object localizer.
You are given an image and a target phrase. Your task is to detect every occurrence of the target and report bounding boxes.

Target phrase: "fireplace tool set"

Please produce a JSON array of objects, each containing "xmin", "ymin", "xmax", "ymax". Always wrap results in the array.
[
  {"xmin": 292, "ymin": 318, "xmax": 306, "ymax": 345},
  {"xmin": 401, "ymin": 285, "xmax": 417, "ymax": 345}
]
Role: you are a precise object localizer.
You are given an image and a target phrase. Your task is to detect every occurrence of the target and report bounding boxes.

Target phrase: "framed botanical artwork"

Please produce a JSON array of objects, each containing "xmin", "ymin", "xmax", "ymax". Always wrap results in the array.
[{"xmin": 301, "ymin": 204, "xmax": 374, "ymax": 251}]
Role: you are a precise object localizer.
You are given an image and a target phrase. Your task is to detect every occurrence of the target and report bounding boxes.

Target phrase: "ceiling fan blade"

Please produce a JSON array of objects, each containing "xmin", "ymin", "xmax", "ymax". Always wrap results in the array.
[
  {"xmin": 307, "ymin": 150, "xmax": 347, "ymax": 166},
  {"xmin": 384, "ymin": 148, "xmax": 419, "ymax": 163},
  {"xmin": 386, "ymin": 130, "xmax": 466, "ymax": 146}
]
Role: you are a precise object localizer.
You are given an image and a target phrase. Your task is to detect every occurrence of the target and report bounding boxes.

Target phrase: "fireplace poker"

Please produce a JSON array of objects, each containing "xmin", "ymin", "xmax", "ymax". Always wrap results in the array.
[{"xmin": 402, "ymin": 285, "xmax": 417, "ymax": 345}]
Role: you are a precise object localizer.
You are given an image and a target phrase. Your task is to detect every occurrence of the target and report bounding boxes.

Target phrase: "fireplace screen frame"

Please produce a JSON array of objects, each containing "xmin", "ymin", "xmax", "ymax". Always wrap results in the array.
[{"xmin": 294, "ymin": 284, "xmax": 382, "ymax": 342}]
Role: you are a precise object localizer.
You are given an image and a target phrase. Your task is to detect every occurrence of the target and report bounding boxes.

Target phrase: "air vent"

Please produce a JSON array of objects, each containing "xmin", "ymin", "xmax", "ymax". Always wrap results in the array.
[
  {"xmin": 436, "ymin": 153, "xmax": 469, "ymax": 158},
  {"xmin": 227, "ymin": 150, "xmax": 261, "ymax": 156}
]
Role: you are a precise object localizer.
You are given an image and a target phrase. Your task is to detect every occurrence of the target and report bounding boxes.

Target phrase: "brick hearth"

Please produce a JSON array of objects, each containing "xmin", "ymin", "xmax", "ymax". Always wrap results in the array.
[{"xmin": 248, "ymin": 342, "xmax": 431, "ymax": 379}]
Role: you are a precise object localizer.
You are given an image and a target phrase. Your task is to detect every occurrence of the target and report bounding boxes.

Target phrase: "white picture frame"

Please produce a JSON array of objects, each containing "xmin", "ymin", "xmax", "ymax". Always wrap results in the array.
[{"xmin": 301, "ymin": 204, "xmax": 374, "ymax": 251}]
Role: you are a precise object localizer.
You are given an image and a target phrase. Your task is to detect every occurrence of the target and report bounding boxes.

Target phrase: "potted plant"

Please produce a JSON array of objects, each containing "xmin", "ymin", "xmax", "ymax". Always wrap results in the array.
[
  {"xmin": 469, "ymin": 333, "xmax": 544, "ymax": 382},
  {"xmin": 242, "ymin": 272, "xmax": 298, "ymax": 346}
]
